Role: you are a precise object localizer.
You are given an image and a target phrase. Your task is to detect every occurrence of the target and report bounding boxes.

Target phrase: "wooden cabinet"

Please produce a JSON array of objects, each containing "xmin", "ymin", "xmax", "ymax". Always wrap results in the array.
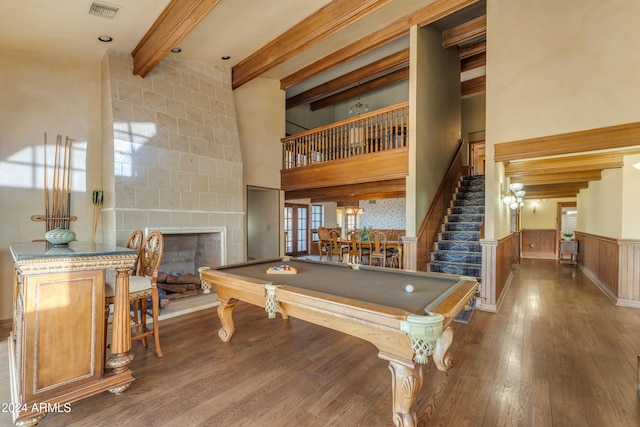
[{"xmin": 9, "ymin": 242, "xmax": 137, "ymax": 426}]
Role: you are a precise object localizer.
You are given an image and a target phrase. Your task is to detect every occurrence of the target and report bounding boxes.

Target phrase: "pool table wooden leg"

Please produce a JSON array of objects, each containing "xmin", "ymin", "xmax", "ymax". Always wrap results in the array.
[
  {"xmin": 433, "ymin": 325, "xmax": 454, "ymax": 372},
  {"xmin": 379, "ymin": 352, "xmax": 424, "ymax": 427},
  {"xmin": 216, "ymin": 297, "xmax": 238, "ymax": 342}
]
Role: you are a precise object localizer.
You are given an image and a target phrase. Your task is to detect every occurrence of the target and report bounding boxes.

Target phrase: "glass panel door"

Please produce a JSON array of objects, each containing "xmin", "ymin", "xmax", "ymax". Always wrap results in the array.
[{"xmin": 284, "ymin": 203, "xmax": 308, "ymax": 256}]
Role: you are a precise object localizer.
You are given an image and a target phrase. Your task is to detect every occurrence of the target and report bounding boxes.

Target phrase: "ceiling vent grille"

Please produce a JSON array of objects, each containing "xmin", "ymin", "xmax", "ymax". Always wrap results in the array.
[{"xmin": 89, "ymin": 2, "xmax": 120, "ymax": 19}]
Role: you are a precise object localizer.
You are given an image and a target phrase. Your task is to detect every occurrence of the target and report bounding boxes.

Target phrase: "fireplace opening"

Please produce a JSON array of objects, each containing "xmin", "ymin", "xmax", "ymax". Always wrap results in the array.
[{"xmin": 147, "ymin": 228, "xmax": 225, "ymax": 301}]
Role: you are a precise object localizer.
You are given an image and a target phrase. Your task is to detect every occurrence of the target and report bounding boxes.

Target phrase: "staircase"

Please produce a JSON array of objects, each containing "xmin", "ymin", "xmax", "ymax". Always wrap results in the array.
[{"xmin": 428, "ymin": 175, "xmax": 485, "ymax": 280}]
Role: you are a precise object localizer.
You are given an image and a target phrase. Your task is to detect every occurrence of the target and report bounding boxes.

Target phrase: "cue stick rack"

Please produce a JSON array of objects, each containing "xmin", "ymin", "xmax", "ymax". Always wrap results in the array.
[{"xmin": 31, "ymin": 133, "xmax": 77, "ymax": 232}]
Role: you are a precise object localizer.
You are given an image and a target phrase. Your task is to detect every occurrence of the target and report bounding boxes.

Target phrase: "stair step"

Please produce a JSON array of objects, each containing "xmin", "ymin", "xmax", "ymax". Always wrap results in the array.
[
  {"xmin": 444, "ymin": 222, "xmax": 482, "ymax": 232},
  {"xmin": 436, "ymin": 241, "xmax": 482, "ymax": 252},
  {"xmin": 452, "ymin": 199, "xmax": 484, "ymax": 207},
  {"xmin": 429, "ymin": 261, "xmax": 481, "ymax": 278},
  {"xmin": 450, "ymin": 206, "xmax": 485, "ymax": 215},
  {"xmin": 447, "ymin": 214, "xmax": 484, "ymax": 223},
  {"xmin": 439, "ymin": 231, "xmax": 480, "ymax": 241},
  {"xmin": 432, "ymin": 251, "xmax": 482, "ymax": 264}
]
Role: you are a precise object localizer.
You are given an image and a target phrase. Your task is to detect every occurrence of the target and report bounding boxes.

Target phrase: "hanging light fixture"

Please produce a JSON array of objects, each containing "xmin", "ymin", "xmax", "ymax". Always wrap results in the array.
[
  {"xmin": 502, "ymin": 182, "xmax": 526, "ymax": 210},
  {"xmin": 349, "ymin": 83, "xmax": 369, "ymax": 115}
]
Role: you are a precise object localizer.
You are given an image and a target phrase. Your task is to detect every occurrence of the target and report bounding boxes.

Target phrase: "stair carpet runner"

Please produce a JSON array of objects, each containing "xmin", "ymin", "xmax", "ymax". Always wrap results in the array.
[{"xmin": 428, "ymin": 175, "xmax": 485, "ymax": 280}]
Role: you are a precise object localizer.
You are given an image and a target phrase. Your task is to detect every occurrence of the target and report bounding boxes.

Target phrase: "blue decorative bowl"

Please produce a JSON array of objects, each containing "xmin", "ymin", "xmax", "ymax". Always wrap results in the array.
[{"xmin": 45, "ymin": 228, "xmax": 76, "ymax": 246}]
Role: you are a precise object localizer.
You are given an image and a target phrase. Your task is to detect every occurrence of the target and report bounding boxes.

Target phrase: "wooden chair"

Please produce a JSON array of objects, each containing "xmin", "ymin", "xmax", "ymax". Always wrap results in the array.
[
  {"xmin": 347, "ymin": 230, "xmax": 361, "ymax": 264},
  {"xmin": 125, "ymin": 229, "xmax": 143, "ymax": 275},
  {"xmin": 386, "ymin": 229, "xmax": 400, "ymax": 268},
  {"xmin": 328, "ymin": 229, "xmax": 347, "ymax": 262},
  {"xmin": 317, "ymin": 227, "xmax": 332, "ymax": 261},
  {"xmin": 368, "ymin": 229, "xmax": 387, "ymax": 267},
  {"xmin": 106, "ymin": 231, "xmax": 164, "ymax": 357}
]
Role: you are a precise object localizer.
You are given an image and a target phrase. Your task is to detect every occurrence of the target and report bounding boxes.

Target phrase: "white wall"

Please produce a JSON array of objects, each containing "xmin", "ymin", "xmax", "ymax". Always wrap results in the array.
[
  {"xmin": 521, "ymin": 198, "xmax": 575, "ymax": 230},
  {"xmin": 408, "ymin": 25, "xmax": 461, "ymax": 234},
  {"xmin": 577, "ymin": 169, "xmax": 623, "ymax": 238},
  {"xmin": 486, "ymin": 0, "xmax": 640, "ymax": 240},
  {"xmin": 622, "ymin": 154, "xmax": 640, "ymax": 239},
  {"xmin": 0, "ymin": 51, "xmax": 102, "ymax": 320}
]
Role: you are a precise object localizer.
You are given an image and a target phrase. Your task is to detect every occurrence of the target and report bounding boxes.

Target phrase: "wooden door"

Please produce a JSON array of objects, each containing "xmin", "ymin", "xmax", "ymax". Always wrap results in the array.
[
  {"xmin": 284, "ymin": 203, "xmax": 308, "ymax": 256},
  {"xmin": 469, "ymin": 140, "xmax": 486, "ymax": 176}
]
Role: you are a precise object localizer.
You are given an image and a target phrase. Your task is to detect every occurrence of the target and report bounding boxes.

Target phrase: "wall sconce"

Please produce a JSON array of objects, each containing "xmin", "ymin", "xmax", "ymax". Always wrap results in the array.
[{"xmin": 502, "ymin": 182, "xmax": 525, "ymax": 210}]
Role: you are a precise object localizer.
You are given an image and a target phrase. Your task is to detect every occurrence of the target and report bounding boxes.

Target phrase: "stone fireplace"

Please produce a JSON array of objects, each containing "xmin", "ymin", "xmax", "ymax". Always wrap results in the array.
[{"xmin": 99, "ymin": 51, "xmax": 245, "ymax": 265}]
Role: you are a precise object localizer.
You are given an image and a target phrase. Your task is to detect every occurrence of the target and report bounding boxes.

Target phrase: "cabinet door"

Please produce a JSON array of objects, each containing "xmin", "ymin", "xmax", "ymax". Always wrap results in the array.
[{"xmin": 22, "ymin": 270, "xmax": 105, "ymax": 401}]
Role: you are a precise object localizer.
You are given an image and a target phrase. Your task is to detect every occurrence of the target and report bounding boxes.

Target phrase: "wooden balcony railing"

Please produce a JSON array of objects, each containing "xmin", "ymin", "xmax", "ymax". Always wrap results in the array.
[{"xmin": 282, "ymin": 102, "xmax": 409, "ymax": 170}]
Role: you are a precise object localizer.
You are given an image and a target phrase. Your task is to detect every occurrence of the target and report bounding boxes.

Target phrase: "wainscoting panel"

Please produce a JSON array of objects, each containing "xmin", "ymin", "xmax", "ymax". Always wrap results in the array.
[
  {"xmin": 576, "ymin": 232, "xmax": 619, "ymax": 300},
  {"xmin": 521, "ymin": 229, "xmax": 557, "ymax": 259},
  {"xmin": 618, "ymin": 240, "xmax": 640, "ymax": 306},
  {"xmin": 480, "ymin": 232, "xmax": 519, "ymax": 312}
]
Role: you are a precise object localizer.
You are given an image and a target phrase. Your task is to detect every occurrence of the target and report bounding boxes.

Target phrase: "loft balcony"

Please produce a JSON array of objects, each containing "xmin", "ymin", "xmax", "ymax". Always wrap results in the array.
[{"xmin": 281, "ymin": 102, "xmax": 409, "ymax": 202}]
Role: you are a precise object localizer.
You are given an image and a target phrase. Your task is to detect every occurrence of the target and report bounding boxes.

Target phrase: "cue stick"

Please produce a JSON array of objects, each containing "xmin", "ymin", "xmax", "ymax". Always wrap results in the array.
[
  {"xmin": 52, "ymin": 134, "xmax": 60, "ymax": 229},
  {"xmin": 43, "ymin": 133, "xmax": 50, "ymax": 230}
]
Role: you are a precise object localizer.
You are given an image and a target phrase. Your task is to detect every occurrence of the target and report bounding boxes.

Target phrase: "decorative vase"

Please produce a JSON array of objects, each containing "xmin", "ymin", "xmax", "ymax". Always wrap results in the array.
[{"xmin": 45, "ymin": 228, "xmax": 76, "ymax": 246}]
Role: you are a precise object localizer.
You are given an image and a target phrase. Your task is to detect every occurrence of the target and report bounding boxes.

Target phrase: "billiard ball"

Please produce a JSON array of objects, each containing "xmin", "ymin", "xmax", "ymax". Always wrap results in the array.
[{"xmin": 405, "ymin": 284, "xmax": 414, "ymax": 293}]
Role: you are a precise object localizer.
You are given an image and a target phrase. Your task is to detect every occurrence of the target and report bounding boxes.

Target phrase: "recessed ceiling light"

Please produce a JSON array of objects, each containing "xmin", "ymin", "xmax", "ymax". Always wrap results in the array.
[
  {"xmin": 98, "ymin": 35, "xmax": 113, "ymax": 42},
  {"xmin": 171, "ymin": 47, "xmax": 182, "ymax": 53},
  {"xmin": 221, "ymin": 55, "xmax": 231, "ymax": 60}
]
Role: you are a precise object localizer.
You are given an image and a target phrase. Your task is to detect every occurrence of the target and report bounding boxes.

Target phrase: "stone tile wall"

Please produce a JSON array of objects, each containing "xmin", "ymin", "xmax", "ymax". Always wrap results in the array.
[{"xmin": 100, "ymin": 51, "xmax": 244, "ymax": 263}]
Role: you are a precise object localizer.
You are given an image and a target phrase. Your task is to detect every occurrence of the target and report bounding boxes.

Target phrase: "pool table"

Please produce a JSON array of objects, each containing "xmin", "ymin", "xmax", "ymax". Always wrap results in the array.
[{"xmin": 199, "ymin": 257, "xmax": 478, "ymax": 427}]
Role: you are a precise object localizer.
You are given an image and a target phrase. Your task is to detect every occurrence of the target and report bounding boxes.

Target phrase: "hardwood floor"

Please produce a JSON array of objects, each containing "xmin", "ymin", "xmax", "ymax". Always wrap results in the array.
[{"xmin": 2, "ymin": 259, "xmax": 640, "ymax": 426}]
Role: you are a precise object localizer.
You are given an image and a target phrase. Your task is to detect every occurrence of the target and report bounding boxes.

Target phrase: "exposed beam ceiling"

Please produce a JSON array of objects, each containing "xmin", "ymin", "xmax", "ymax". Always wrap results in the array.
[
  {"xmin": 286, "ymin": 10, "xmax": 487, "ymax": 111},
  {"xmin": 442, "ymin": 14, "xmax": 485, "ymax": 48},
  {"xmin": 132, "ymin": 0, "xmax": 222, "ymax": 78},
  {"xmin": 502, "ymin": 143, "xmax": 640, "ymax": 199},
  {"xmin": 286, "ymin": 49, "xmax": 409, "ymax": 109},
  {"xmin": 494, "ymin": 122, "xmax": 640, "ymax": 162},
  {"xmin": 232, "ymin": 0, "xmax": 394, "ymax": 89},
  {"xmin": 310, "ymin": 68, "xmax": 409, "ymax": 111},
  {"xmin": 279, "ymin": 0, "xmax": 480, "ymax": 91}
]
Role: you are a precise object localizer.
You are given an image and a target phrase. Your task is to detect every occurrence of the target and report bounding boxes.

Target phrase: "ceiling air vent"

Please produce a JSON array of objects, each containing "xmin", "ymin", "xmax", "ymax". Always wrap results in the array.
[{"xmin": 88, "ymin": 2, "xmax": 120, "ymax": 19}]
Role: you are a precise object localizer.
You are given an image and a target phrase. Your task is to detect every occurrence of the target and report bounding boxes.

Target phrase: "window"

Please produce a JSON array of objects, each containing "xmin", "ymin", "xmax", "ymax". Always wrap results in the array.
[{"xmin": 311, "ymin": 205, "xmax": 324, "ymax": 242}]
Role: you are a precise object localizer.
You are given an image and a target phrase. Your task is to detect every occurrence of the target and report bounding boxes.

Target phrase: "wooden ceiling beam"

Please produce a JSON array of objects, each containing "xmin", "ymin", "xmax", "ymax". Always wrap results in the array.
[
  {"xmin": 494, "ymin": 121, "xmax": 640, "ymax": 162},
  {"xmin": 505, "ymin": 152, "xmax": 625, "ymax": 176},
  {"xmin": 442, "ymin": 15, "xmax": 486, "ymax": 48},
  {"xmin": 459, "ymin": 39, "xmax": 486, "ymax": 59},
  {"xmin": 132, "ymin": 0, "xmax": 221, "ymax": 78},
  {"xmin": 461, "ymin": 75, "xmax": 485, "ymax": 97},
  {"xmin": 285, "ymin": 179, "xmax": 406, "ymax": 202},
  {"xmin": 524, "ymin": 183, "xmax": 589, "ymax": 199},
  {"xmin": 461, "ymin": 51, "xmax": 485, "ymax": 72},
  {"xmin": 232, "ymin": 0, "xmax": 393, "ymax": 90},
  {"xmin": 280, "ymin": 0, "xmax": 480, "ymax": 90},
  {"xmin": 310, "ymin": 67, "xmax": 409, "ymax": 111},
  {"xmin": 515, "ymin": 171, "xmax": 602, "ymax": 186},
  {"xmin": 286, "ymin": 49, "xmax": 409, "ymax": 109}
]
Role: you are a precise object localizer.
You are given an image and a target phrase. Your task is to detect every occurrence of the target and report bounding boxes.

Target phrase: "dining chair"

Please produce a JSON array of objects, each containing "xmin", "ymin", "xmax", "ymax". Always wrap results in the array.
[
  {"xmin": 328, "ymin": 229, "xmax": 347, "ymax": 262},
  {"xmin": 317, "ymin": 227, "xmax": 332, "ymax": 261},
  {"xmin": 105, "ymin": 230, "xmax": 164, "ymax": 357},
  {"xmin": 368, "ymin": 229, "xmax": 387, "ymax": 267},
  {"xmin": 347, "ymin": 230, "xmax": 361, "ymax": 264}
]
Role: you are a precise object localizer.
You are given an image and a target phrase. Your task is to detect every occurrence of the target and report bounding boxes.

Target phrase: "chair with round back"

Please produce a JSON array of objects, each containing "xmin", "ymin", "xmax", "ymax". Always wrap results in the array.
[
  {"xmin": 125, "ymin": 229, "xmax": 143, "ymax": 275},
  {"xmin": 105, "ymin": 230, "xmax": 164, "ymax": 357}
]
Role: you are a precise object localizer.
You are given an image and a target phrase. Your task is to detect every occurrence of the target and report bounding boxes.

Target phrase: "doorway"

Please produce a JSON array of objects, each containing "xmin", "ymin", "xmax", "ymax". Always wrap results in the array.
[
  {"xmin": 556, "ymin": 202, "xmax": 577, "ymax": 238},
  {"xmin": 469, "ymin": 140, "xmax": 485, "ymax": 176},
  {"xmin": 284, "ymin": 203, "xmax": 308, "ymax": 256},
  {"xmin": 247, "ymin": 186, "xmax": 280, "ymax": 261}
]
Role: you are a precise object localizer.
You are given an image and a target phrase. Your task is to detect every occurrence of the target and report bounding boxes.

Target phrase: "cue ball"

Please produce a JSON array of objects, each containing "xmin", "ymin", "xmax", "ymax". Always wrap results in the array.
[{"xmin": 405, "ymin": 284, "xmax": 414, "ymax": 293}]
